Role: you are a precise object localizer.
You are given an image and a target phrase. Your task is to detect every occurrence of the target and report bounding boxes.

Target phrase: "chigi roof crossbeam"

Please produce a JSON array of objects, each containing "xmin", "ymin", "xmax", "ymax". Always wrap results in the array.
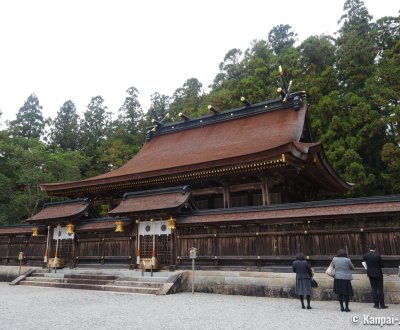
[{"xmin": 146, "ymin": 91, "xmax": 306, "ymax": 141}]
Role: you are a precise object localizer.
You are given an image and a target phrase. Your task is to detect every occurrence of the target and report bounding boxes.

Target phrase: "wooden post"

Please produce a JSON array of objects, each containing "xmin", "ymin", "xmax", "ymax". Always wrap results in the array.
[
  {"xmin": 261, "ymin": 177, "xmax": 270, "ymax": 206},
  {"xmin": 6, "ymin": 237, "xmax": 10, "ymax": 265},
  {"xmin": 54, "ymin": 225, "xmax": 61, "ymax": 273},
  {"xmin": 136, "ymin": 222, "xmax": 141, "ymax": 269},
  {"xmin": 212, "ymin": 227, "xmax": 218, "ymax": 266},
  {"xmin": 47, "ymin": 227, "xmax": 53, "ymax": 273},
  {"xmin": 223, "ymin": 184, "xmax": 230, "ymax": 208},
  {"xmin": 255, "ymin": 225, "xmax": 261, "ymax": 268}
]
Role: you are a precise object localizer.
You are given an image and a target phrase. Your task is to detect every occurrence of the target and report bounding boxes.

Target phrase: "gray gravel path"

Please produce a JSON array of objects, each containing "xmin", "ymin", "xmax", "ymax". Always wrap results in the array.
[{"xmin": 0, "ymin": 282, "xmax": 399, "ymax": 330}]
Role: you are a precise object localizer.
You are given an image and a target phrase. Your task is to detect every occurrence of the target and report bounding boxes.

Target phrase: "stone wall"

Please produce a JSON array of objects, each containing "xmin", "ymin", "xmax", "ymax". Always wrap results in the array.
[{"xmin": 183, "ymin": 270, "xmax": 400, "ymax": 304}]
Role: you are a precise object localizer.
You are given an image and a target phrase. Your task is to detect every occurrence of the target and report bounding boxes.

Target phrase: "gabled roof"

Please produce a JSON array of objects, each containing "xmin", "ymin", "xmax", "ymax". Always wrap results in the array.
[
  {"xmin": 40, "ymin": 92, "xmax": 351, "ymax": 196},
  {"xmin": 109, "ymin": 186, "xmax": 194, "ymax": 217},
  {"xmin": 25, "ymin": 199, "xmax": 92, "ymax": 224}
]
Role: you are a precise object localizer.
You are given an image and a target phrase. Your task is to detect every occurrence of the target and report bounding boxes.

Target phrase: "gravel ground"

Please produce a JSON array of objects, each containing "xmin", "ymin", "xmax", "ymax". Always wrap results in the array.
[{"xmin": 0, "ymin": 283, "xmax": 399, "ymax": 330}]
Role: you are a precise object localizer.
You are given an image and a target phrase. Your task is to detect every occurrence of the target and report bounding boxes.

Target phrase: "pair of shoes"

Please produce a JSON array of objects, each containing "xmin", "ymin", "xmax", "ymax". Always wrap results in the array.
[
  {"xmin": 380, "ymin": 306, "xmax": 389, "ymax": 309},
  {"xmin": 345, "ymin": 308, "xmax": 351, "ymax": 312},
  {"xmin": 307, "ymin": 306, "xmax": 312, "ymax": 309}
]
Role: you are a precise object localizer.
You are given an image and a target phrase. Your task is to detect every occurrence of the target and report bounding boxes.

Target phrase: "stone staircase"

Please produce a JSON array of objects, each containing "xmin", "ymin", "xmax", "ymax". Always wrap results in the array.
[{"xmin": 11, "ymin": 269, "xmax": 186, "ymax": 295}]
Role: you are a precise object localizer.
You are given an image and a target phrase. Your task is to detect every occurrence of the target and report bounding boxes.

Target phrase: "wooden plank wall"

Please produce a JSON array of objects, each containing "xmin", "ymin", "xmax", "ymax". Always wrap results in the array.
[
  {"xmin": 176, "ymin": 216, "xmax": 400, "ymax": 267},
  {"xmin": 0, "ymin": 215, "xmax": 399, "ymax": 269},
  {"xmin": 0, "ymin": 235, "xmax": 46, "ymax": 266}
]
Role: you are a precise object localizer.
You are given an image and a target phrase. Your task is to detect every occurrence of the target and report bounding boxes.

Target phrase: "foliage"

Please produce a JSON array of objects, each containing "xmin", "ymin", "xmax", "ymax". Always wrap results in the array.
[
  {"xmin": 8, "ymin": 94, "xmax": 46, "ymax": 140},
  {"xmin": 49, "ymin": 100, "xmax": 80, "ymax": 151}
]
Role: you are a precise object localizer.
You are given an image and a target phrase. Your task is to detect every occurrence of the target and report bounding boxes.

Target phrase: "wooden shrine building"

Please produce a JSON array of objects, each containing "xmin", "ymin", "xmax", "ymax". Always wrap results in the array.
[{"xmin": 1, "ymin": 90, "xmax": 400, "ymax": 270}]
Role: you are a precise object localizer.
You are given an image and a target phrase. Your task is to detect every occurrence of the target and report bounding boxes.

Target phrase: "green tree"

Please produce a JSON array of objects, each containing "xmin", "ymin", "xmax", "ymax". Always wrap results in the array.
[
  {"xmin": 9, "ymin": 94, "xmax": 46, "ymax": 139},
  {"xmin": 117, "ymin": 87, "xmax": 144, "ymax": 137},
  {"xmin": 148, "ymin": 92, "xmax": 171, "ymax": 122},
  {"xmin": 169, "ymin": 78, "xmax": 204, "ymax": 118},
  {"xmin": 49, "ymin": 100, "xmax": 80, "ymax": 151},
  {"xmin": 336, "ymin": 0, "xmax": 376, "ymax": 93},
  {"xmin": 267, "ymin": 24, "xmax": 298, "ymax": 55},
  {"xmin": 0, "ymin": 135, "xmax": 88, "ymax": 224},
  {"xmin": 79, "ymin": 96, "xmax": 111, "ymax": 177}
]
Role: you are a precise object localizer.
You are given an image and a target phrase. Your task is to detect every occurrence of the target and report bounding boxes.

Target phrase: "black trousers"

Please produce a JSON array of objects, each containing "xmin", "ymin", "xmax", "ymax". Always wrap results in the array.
[{"xmin": 369, "ymin": 276, "xmax": 384, "ymax": 307}]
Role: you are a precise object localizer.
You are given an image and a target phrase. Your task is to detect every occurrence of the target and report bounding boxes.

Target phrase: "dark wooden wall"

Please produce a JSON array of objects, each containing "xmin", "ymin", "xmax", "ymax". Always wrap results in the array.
[
  {"xmin": 0, "ymin": 235, "xmax": 46, "ymax": 266},
  {"xmin": 1, "ymin": 215, "xmax": 399, "ymax": 269},
  {"xmin": 176, "ymin": 216, "xmax": 400, "ymax": 268}
]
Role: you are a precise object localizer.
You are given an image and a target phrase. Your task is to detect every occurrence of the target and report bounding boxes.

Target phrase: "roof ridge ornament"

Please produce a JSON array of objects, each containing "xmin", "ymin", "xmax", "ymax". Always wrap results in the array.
[
  {"xmin": 277, "ymin": 65, "xmax": 304, "ymax": 111},
  {"xmin": 208, "ymin": 105, "xmax": 219, "ymax": 115},
  {"xmin": 277, "ymin": 65, "xmax": 293, "ymax": 103},
  {"xmin": 240, "ymin": 96, "xmax": 251, "ymax": 107}
]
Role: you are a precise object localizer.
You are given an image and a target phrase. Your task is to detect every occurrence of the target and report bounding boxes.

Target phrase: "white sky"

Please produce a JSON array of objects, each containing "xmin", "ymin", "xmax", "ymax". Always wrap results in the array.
[{"xmin": 0, "ymin": 0, "xmax": 398, "ymax": 124}]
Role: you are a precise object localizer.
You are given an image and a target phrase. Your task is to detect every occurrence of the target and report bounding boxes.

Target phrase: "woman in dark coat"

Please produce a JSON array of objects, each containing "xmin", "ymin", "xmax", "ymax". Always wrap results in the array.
[
  {"xmin": 332, "ymin": 249, "xmax": 354, "ymax": 312},
  {"xmin": 292, "ymin": 252, "xmax": 312, "ymax": 309}
]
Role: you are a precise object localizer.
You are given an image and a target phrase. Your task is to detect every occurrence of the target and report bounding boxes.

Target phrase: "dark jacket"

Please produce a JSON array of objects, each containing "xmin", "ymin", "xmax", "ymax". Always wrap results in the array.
[
  {"xmin": 363, "ymin": 251, "xmax": 384, "ymax": 278},
  {"xmin": 292, "ymin": 260, "xmax": 312, "ymax": 279}
]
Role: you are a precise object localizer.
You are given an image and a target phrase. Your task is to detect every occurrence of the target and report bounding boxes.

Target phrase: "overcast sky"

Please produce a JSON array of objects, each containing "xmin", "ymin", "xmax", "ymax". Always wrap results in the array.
[{"xmin": 0, "ymin": 0, "xmax": 398, "ymax": 124}]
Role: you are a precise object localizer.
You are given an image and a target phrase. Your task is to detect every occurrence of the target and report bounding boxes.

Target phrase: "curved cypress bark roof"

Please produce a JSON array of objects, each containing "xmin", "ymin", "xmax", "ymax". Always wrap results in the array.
[
  {"xmin": 40, "ymin": 93, "xmax": 351, "ymax": 196},
  {"xmin": 25, "ymin": 199, "xmax": 91, "ymax": 224}
]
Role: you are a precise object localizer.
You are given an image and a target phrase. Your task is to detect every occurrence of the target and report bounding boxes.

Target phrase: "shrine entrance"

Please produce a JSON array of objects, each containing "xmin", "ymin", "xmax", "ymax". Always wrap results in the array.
[{"xmin": 138, "ymin": 220, "xmax": 172, "ymax": 269}]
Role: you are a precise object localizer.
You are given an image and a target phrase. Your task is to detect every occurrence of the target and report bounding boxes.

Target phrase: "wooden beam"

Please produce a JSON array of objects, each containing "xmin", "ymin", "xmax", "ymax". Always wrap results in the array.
[
  {"xmin": 229, "ymin": 182, "xmax": 262, "ymax": 193},
  {"xmin": 192, "ymin": 187, "xmax": 224, "ymax": 196}
]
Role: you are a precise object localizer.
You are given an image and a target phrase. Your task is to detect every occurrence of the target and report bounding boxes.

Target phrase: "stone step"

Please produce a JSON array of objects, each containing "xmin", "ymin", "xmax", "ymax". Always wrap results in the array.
[
  {"xmin": 64, "ymin": 274, "xmax": 118, "ymax": 280},
  {"xmin": 31, "ymin": 272, "xmax": 168, "ymax": 282},
  {"xmin": 25, "ymin": 277, "xmax": 115, "ymax": 286},
  {"xmin": 24, "ymin": 276, "xmax": 165, "ymax": 288},
  {"xmin": 19, "ymin": 280, "xmax": 160, "ymax": 295},
  {"xmin": 113, "ymin": 280, "xmax": 164, "ymax": 288}
]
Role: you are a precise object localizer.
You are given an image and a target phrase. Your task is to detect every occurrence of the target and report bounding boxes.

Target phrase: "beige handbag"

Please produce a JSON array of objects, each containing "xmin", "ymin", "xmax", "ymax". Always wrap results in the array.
[{"xmin": 325, "ymin": 261, "xmax": 335, "ymax": 277}]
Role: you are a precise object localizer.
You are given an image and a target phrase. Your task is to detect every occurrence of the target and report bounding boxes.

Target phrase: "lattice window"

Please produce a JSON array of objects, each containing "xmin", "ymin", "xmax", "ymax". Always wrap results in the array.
[
  {"xmin": 156, "ymin": 235, "xmax": 171, "ymax": 265},
  {"xmin": 140, "ymin": 235, "xmax": 153, "ymax": 258}
]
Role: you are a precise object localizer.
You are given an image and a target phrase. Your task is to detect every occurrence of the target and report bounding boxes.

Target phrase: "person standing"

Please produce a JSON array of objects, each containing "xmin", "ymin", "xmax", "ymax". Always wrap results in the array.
[
  {"xmin": 292, "ymin": 252, "xmax": 312, "ymax": 309},
  {"xmin": 332, "ymin": 249, "xmax": 354, "ymax": 312},
  {"xmin": 363, "ymin": 243, "xmax": 388, "ymax": 309}
]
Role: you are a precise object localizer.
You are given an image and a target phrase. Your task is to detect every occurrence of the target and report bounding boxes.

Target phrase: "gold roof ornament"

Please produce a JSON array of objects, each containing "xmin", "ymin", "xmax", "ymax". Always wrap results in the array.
[{"xmin": 32, "ymin": 227, "xmax": 39, "ymax": 237}]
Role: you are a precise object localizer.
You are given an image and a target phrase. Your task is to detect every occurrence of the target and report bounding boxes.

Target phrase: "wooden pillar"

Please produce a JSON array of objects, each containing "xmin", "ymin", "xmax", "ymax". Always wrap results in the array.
[
  {"xmin": 132, "ymin": 221, "xmax": 138, "ymax": 269},
  {"xmin": 170, "ymin": 228, "xmax": 175, "ymax": 270},
  {"xmin": 223, "ymin": 184, "xmax": 230, "ymax": 208},
  {"xmin": 48, "ymin": 227, "xmax": 54, "ymax": 270},
  {"xmin": 360, "ymin": 218, "xmax": 367, "ymax": 254},
  {"xmin": 6, "ymin": 237, "xmax": 10, "ymax": 264},
  {"xmin": 101, "ymin": 234, "xmax": 105, "ymax": 265},
  {"xmin": 261, "ymin": 177, "xmax": 270, "ymax": 206},
  {"xmin": 304, "ymin": 221, "xmax": 311, "ymax": 260},
  {"xmin": 255, "ymin": 225, "xmax": 261, "ymax": 268},
  {"xmin": 212, "ymin": 227, "xmax": 218, "ymax": 266},
  {"xmin": 176, "ymin": 229, "xmax": 181, "ymax": 266}
]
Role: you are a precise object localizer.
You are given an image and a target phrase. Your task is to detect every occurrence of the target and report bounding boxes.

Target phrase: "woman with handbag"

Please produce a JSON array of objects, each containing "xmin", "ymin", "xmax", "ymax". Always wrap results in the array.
[
  {"xmin": 292, "ymin": 252, "xmax": 313, "ymax": 309},
  {"xmin": 331, "ymin": 249, "xmax": 355, "ymax": 312}
]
